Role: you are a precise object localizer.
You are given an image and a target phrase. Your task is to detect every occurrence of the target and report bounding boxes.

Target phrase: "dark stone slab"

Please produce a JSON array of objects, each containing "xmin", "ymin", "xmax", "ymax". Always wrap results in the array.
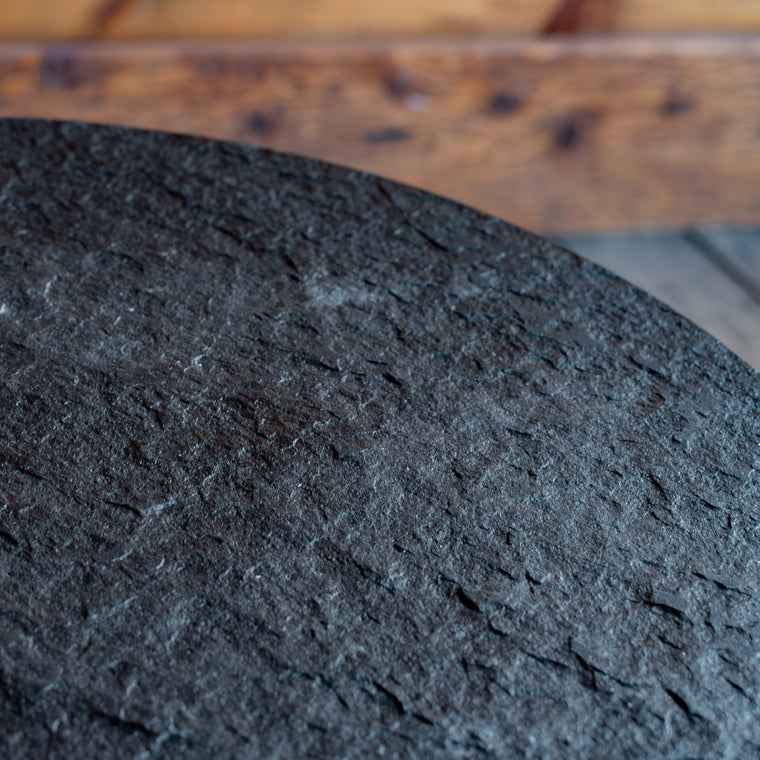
[{"xmin": 0, "ymin": 119, "xmax": 759, "ymax": 759}]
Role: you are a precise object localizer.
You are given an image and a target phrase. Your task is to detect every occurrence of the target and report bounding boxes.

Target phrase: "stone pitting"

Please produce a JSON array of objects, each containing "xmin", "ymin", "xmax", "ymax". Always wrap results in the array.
[{"xmin": 0, "ymin": 119, "xmax": 759, "ymax": 759}]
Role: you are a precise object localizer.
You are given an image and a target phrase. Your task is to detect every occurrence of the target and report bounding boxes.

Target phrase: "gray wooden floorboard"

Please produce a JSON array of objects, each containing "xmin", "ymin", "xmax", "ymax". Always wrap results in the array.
[
  {"xmin": 690, "ymin": 226, "xmax": 760, "ymax": 299},
  {"xmin": 560, "ymin": 230, "xmax": 760, "ymax": 371}
]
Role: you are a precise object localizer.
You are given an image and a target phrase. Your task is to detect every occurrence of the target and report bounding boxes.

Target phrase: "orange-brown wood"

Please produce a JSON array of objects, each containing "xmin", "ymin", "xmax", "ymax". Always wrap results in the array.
[
  {"xmin": 0, "ymin": 37, "xmax": 758, "ymax": 233},
  {"xmin": 544, "ymin": 0, "xmax": 621, "ymax": 34},
  {"xmin": 3, "ymin": 0, "xmax": 760, "ymax": 40}
]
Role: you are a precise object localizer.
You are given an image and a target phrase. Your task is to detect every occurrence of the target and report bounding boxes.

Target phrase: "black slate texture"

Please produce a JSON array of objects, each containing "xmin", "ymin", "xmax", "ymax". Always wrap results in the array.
[{"xmin": 0, "ymin": 119, "xmax": 759, "ymax": 759}]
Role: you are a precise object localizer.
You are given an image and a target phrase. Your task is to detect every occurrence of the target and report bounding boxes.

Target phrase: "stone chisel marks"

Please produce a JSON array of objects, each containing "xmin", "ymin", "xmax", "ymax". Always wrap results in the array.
[
  {"xmin": 561, "ymin": 229, "xmax": 760, "ymax": 369},
  {"xmin": 0, "ymin": 119, "xmax": 759, "ymax": 759}
]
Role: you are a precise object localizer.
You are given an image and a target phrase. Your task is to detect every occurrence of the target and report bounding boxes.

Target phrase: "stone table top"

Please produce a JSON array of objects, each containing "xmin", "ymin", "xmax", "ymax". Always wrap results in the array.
[{"xmin": 1, "ymin": 119, "xmax": 759, "ymax": 759}]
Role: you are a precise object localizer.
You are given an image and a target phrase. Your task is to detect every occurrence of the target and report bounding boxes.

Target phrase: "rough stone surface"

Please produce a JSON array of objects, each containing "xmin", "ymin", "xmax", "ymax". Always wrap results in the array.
[{"xmin": 1, "ymin": 119, "xmax": 759, "ymax": 759}]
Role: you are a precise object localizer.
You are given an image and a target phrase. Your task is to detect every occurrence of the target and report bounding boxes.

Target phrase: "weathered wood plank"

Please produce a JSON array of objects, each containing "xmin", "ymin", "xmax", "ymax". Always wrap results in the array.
[
  {"xmin": 3, "ymin": 0, "xmax": 760, "ymax": 40},
  {"xmin": 561, "ymin": 231, "xmax": 760, "ymax": 369},
  {"xmin": 1, "ymin": 38, "xmax": 759, "ymax": 233},
  {"xmin": 2, "ymin": 0, "xmax": 550, "ymax": 40},
  {"xmin": 544, "ymin": 0, "xmax": 621, "ymax": 34},
  {"xmin": 690, "ymin": 226, "xmax": 760, "ymax": 294}
]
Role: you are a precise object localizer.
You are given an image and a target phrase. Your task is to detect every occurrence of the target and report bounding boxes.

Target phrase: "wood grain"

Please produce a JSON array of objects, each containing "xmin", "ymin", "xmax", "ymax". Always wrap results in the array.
[
  {"xmin": 3, "ymin": 0, "xmax": 760, "ymax": 40},
  {"xmin": 544, "ymin": 0, "xmax": 621, "ymax": 34},
  {"xmin": 692, "ymin": 227, "xmax": 760, "ymax": 286},
  {"xmin": 1, "ymin": 37, "xmax": 759, "ymax": 233}
]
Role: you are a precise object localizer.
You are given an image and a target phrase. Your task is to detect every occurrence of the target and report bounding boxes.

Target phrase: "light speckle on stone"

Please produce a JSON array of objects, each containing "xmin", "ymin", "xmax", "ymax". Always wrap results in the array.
[{"xmin": 0, "ymin": 119, "xmax": 759, "ymax": 760}]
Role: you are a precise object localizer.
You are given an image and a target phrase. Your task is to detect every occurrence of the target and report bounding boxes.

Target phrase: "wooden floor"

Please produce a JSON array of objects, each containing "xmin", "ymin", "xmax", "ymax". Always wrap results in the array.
[{"xmin": 559, "ymin": 227, "xmax": 760, "ymax": 370}]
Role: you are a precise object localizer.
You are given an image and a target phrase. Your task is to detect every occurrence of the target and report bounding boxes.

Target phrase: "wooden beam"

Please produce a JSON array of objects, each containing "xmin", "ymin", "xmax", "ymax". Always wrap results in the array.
[
  {"xmin": 0, "ymin": 37, "xmax": 758, "ymax": 233},
  {"xmin": 3, "ymin": 0, "xmax": 760, "ymax": 40},
  {"xmin": 544, "ymin": 0, "xmax": 621, "ymax": 35}
]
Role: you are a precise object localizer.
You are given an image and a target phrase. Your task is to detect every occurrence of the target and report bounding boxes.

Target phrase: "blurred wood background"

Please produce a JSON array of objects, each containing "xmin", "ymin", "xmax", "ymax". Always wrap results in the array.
[
  {"xmin": 4, "ymin": 0, "xmax": 760, "ymax": 39},
  {"xmin": 0, "ymin": 0, "xmax": 758, "ymax": 233}
]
